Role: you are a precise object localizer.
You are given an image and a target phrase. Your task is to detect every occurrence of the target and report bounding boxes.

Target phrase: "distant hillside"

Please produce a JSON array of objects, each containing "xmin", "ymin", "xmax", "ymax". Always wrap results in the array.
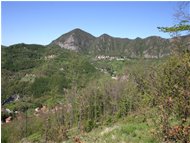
[
  {"xmin": 49, "ymin": 28, "xmax": 190, "ymax": 58},
  {"xmin": 1, "ymin": 44, "xmax": 98, "ymax": 101}
]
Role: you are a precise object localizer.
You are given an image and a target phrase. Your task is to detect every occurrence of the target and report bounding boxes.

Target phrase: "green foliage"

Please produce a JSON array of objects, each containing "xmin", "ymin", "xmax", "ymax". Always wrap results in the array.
[
  {"xmin": 66, "ymin": 111, "xmax": 158, "ymax": 143},
  {"xmin": 105, "ymin": 116, "xmax": 114, "ymax": 125},
  {"xmin": 146, "ymin": 52, "xmax": 190, "ymax": 142},
  {"xmin": 2, "ymin": 115, "xmax": 44, "ymax": 143},
  {"xmin": 27, "ymin": 132, "xmax": 41, "ymax": 142},
  {"xmin": 158, "ymin": 20, "xmax": 190, "ymax": 33},
  {"xmin": 49, "ymin": 73, "xmax": 69, "ymax": 93},
  {"xmin": 2, "ymin": 44, "xmax": 45, "ymax": 71},
  {"xmin": 2, "ymin": 44, "xmax": 99, "ymax": 102},
  {"xmin": 84, "ymin": 119, "xmax": 95, "ymax": 132},
  {"xmin": 31, "ymin": 77, "xmax": 50, "ymax": 97}
]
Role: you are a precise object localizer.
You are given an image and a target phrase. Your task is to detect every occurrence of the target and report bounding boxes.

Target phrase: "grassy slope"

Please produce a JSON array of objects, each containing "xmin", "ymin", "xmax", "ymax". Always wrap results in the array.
[
  {"xmin": 3, "ymin": 107, "xmax": 158, "ymax": 143},
  {"xmin": 62, "ymin": 108, "xmax": 158, "ymax": 143}
]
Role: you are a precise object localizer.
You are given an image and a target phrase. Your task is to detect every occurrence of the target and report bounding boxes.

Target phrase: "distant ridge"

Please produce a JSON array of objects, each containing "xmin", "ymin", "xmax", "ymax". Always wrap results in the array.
[
  {"xmin": 49, "ymin": 28, "xmax": 189, "ymax": 58},
  {"xmin": 6, "ymin": 28, "xmax": 189, "ymax": 58}
]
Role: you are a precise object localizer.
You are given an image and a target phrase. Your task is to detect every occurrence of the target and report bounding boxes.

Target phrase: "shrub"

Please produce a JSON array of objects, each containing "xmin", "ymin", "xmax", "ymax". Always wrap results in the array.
[
  {"xmin": 148, "ymin": 52, "xmax": 190, "ymax": 142},
  {"xmin": 84, "ymin": 119, "xmax": 95, "ymax": 132}
]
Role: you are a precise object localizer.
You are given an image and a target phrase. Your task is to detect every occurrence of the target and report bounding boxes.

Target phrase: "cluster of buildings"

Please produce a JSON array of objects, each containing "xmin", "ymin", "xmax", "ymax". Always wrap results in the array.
[{"xmin": 95, "ymin": 55, "xmax": 126, "ymax": 61}]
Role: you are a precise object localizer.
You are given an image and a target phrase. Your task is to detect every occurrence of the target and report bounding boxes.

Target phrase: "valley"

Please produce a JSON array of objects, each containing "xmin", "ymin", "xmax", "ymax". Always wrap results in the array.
[{"xmin": 1, "ymin": 29, "xmax": 190, "ymax": 143}]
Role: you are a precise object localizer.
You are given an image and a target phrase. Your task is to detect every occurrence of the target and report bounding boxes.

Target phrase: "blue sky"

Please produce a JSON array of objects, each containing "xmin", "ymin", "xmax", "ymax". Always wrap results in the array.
[{"xmin": 2, "ymin": 1, "xmax": 179, "ymax": 46}]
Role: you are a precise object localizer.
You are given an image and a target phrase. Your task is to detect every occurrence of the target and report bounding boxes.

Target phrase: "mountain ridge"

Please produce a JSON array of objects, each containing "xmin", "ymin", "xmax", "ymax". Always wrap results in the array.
[
  {"xmin": 3, "ymin": 28, "xmax": 190, "ymax": 58},
  {"xmin": 49, "ymin": 28, "xmax": 190, "ymax": 58}
]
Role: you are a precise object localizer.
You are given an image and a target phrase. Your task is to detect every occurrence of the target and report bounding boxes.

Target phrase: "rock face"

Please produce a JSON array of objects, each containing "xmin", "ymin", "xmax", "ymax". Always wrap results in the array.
[
  {"xmin": 49, "ymin": 28, "xmax": 190, "ymax": 58},
  {"xmin": 50, "ymin": 28, "xmax": 96, "ymax": 52}
]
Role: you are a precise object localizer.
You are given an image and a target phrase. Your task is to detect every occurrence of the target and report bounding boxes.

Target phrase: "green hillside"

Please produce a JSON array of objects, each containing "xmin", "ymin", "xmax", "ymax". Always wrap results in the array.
[
  {"xmin": 1, "ymin": 34, "xmax": 190, "ymax": 143},
  {"xmin": 2, "ymin": 44, "xmax": 99, "ymax": 108}
]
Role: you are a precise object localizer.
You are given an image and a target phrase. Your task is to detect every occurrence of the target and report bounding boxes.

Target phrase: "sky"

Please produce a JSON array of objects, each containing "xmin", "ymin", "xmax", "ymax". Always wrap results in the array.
[{"xmin": 2, "ymin": 1, "xmax": 180, "ymax": 46}]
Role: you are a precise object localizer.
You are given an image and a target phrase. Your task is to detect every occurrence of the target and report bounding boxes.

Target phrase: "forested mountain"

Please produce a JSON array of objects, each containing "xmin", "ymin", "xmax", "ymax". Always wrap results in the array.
[{"xmin": 49, "ymin": 28, "xmax": 190, "ymax": 58}]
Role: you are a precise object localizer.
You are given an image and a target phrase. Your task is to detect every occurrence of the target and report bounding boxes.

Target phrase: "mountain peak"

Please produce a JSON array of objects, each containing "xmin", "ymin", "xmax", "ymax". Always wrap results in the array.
[
  {"xmin": 67, "ymin": 28, "xmax": 88, "ymax": 35},
  {"xmin": 99, "ymin": 33, "xmax": 112, "ymax": 38},
  {"xmin": 49, "ymin": 28, "xmax": 95, "ymax": 51}
]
